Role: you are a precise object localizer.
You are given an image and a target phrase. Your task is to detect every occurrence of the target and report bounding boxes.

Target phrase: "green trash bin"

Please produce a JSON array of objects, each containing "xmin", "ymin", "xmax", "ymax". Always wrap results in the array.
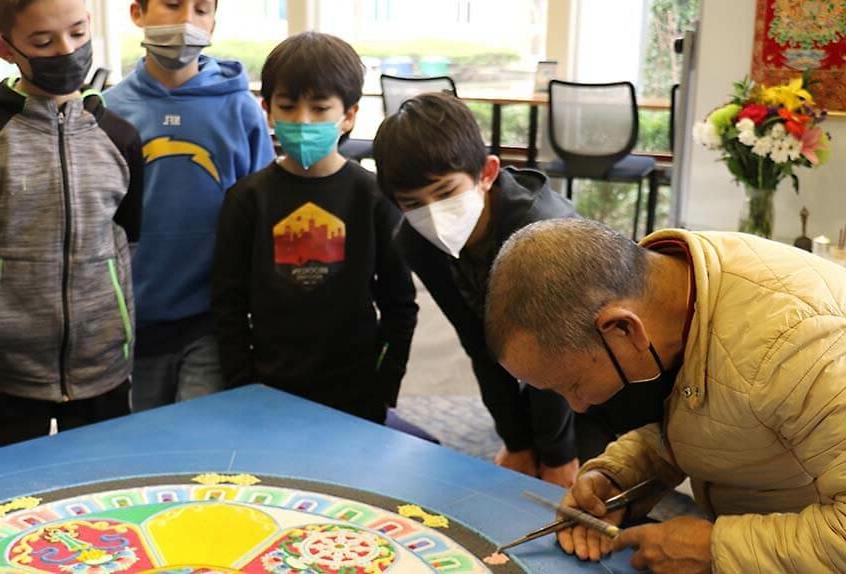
[{"xmin": 418, "ymin": 56, "xmax": 451, "ymax": 77}]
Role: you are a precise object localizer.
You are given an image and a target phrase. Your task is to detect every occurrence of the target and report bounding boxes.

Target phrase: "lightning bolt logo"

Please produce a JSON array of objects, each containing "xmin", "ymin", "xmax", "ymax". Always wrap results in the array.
[{"xmin": 142, "ymin": 137, "xmax": 221, "ymax": 183}]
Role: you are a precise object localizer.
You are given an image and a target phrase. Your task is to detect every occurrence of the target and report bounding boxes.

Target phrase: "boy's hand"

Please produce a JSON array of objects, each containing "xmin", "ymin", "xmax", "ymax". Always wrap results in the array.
[
  {"xmin": 539, "ymin": 458, "xmax": 580, "ymax": 488},
  {"xmin": 557, "ymin": 470, "xmax": 624, "ymax": 562},
  {"xmin": 494, "ymin": 445, "xmax": 538, "ymax": 477}
]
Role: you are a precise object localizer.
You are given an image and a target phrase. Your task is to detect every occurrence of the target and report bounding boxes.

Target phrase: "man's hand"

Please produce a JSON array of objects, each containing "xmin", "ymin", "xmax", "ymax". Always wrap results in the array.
[
  {"xmin": 611, "ymin": 516, "xmax": 713, "ymax": 574},
  {"xmin": 539, "ymin": 458, "xmax": 580, "ymax": 488},
  {"xmin": 557, "ymin": 470, "xmax": 624, "ymax": 562},
  {"xmin": 494, "ymin": 446, "xmax": 538, "ymax": 477}
]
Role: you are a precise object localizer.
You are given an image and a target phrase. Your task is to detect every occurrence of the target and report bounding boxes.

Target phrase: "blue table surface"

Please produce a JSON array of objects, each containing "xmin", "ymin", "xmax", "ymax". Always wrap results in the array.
[{"xmin": 0, "ymin": 385, "xmax": 640, "ymax": 573}]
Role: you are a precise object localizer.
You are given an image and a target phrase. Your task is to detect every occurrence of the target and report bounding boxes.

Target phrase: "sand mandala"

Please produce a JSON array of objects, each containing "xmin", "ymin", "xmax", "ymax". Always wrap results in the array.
[{"xmin": 0, "ymin": 474, "xmax": 526, "ymax": 573}]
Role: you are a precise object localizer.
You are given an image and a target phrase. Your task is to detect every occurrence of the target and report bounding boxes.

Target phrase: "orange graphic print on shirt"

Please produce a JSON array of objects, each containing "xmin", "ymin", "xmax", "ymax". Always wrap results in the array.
[{"xmin": 273, "ymin": 202, "xmax": 346, "ymax": 266}]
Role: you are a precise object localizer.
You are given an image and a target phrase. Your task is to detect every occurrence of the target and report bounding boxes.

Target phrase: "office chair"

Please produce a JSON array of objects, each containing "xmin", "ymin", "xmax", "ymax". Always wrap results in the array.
[
  {"xmin": 542, "ymin": 80, "xmax": 656, "ymax": 239},
  {"xmin": 380, "ymin": 74, "xmax": 457, "ymax": 116}
]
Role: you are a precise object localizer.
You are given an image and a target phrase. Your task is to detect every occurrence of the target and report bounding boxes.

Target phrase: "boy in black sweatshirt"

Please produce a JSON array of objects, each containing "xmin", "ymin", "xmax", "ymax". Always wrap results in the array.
[{"xmin": 212, "ymin": 32, "xmax": 417, "ymax": 423}]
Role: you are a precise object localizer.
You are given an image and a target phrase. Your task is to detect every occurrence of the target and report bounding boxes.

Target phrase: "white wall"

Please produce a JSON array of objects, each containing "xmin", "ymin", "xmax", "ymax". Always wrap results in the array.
[{"xmin": 682, "ymin": 0, "xmax": 846, "ymax": 241}]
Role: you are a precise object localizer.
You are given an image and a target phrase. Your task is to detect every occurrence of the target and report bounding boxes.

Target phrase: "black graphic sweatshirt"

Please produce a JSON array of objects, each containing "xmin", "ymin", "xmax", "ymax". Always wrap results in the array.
[{"xmin": 212, "ymin": 160, "xmax": 417, "ymax": 421}]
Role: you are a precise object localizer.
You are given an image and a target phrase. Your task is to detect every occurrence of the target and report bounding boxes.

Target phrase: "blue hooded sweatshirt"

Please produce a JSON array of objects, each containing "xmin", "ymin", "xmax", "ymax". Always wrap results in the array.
[{"xmin": 104, "ymin": 56, "xmax": 274, "ymax": 327}]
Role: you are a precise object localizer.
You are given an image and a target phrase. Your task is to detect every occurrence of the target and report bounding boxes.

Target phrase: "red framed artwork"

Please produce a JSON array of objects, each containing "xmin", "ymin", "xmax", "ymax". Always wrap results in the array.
[{"xmin": 752, "ymin": 0, "xmax": 846, "ymax": 112}]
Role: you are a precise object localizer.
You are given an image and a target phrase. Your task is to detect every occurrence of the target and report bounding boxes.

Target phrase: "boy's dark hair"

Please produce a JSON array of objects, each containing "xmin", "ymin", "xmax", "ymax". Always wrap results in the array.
[
  {"xmin": 373, "ymin": 92, "xmax": 487, "ymax": 199},
  {"xmin": 0, "ymin": 0, "xmax": 37, "ymax": 37},
  {"xmin": 260, "ymin": 31, "xmax": 364, "ymax": 111},
  {"xmin": 137, "ymin": 0, "xmax": 218, "ymax": 11}
]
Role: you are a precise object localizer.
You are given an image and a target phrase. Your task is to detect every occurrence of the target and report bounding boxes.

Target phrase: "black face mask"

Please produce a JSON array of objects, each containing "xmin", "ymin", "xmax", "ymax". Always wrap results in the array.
[
  {"xmin": 586, "ymin": 331, "xmax": 678, "ymax": 436},
  {"xmin": 5, "ymin": 38, "xmax": 92, "ymax": 95}
]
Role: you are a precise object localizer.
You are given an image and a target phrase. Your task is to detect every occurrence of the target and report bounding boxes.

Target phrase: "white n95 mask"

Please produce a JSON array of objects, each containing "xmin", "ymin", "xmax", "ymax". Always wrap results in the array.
[
  {"xmin": 404, "ymin": 187, "xmax": 485, "ymax": 258},
  {"xmin": 142, "ymin": 23, "xmax": 211, "ymax": 70}
]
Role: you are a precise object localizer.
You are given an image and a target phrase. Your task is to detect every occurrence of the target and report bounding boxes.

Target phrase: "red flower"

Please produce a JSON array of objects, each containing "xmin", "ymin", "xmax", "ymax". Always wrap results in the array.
[
  {"xmin": 737, "ymin": 103, "xmax": 769, "ymax": 124},
  {"xmin": 778, "ymin": 108, "xmax": 812, "ymax": 138}
]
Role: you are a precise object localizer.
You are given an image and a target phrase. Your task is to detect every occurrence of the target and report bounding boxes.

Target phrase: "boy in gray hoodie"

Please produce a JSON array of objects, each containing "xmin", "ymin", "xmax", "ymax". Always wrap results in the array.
[{"xmin": 0, "ymin": 0, "xmax": 144, "ymax": 444}]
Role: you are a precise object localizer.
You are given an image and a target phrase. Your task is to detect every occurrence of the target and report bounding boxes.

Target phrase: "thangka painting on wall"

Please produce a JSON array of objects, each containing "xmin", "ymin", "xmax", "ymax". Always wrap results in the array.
[{"xmin": 752, "ymin": 0, "xmax": 846, "ymax": 112}]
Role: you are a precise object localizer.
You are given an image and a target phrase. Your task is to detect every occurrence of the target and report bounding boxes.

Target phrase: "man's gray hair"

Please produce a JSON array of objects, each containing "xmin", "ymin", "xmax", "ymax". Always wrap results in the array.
[{"xmin": 485, "ymin": 218, "xmax": 649, "ymax": 358}]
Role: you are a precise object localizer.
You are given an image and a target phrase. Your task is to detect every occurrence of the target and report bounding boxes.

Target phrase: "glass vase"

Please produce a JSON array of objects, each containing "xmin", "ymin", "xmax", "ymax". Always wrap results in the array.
[{"xmin": 739, "ymin": 185, "xmax": 775, "ymax": 239}]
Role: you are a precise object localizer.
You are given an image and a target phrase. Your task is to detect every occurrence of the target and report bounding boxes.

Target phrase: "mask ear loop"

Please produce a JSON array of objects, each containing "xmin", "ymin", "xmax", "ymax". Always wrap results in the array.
[
  {"xmin": 598, "ymin": 331, "xmax": 630, "ymax": 388},
  {"xmin": 647, "ymin": 342, "xmax": 666, "ymax": 373}
]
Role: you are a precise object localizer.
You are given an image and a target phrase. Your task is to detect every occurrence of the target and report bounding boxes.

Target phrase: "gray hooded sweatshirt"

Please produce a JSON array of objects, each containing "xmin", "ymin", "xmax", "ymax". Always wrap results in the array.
[{"xmin": 0, "ymin": 79, "xmax": 143, "ymax": 402}]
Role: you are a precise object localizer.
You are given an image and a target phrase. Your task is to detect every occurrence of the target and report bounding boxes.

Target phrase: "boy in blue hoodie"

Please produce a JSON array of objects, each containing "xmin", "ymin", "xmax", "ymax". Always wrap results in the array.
[
  {"xmin": 105, "ymin": 0, "xmax": 275, "ymax": 411},
  {"xmin": 212, "ymin": 32, "xmax": 417, "ymax": 423}
]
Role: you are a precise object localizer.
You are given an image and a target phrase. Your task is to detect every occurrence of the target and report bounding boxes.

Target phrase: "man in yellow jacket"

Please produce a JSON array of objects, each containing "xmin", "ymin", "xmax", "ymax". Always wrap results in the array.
[{"xmin": 486, "ymin": 218, "xmax": 846, "ymax": 573}]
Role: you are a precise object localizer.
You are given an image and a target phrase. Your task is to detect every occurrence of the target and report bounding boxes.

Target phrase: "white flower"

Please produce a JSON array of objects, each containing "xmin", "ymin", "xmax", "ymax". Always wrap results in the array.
[
  {"xmin": 770, "ymin": 142, "xmax": 789, "ymax": 164},
  {"xmin": 693, "ymin": 121, "xmax": 721, "ymax": 150},
  {"xmin": 736, "ymin": 118, "xmax": 756, "ymax": 133},
  {"xmin": 752, "ymin": 135, "xmax": 773, "ymax": 157},
  {"xmin": 738, "ymin": 128, "xmax": 757, "ymax": 146},
  {"xmin": 769, "ymin": 122, "xmax": 786, "ymax": 140},
  {"xmin": 785, "ymin": 135, "xmax": 803, "ymax": 160}
]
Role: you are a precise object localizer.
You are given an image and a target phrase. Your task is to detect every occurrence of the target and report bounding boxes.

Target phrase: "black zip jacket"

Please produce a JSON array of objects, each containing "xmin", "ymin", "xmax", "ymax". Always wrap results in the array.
[{"xmin": 397, "ymin": 166, "xmax": 580, "ymax": 465}]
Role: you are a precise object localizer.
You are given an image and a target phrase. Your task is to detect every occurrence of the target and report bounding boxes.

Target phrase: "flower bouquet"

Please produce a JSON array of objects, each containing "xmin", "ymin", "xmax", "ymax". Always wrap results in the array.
[{"xmin": 693, "ymin": 73, "xmax": 830, "ymax": 238}]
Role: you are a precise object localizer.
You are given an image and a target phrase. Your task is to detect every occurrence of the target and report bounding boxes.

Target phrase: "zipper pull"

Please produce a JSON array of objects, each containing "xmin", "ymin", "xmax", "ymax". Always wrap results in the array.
[{"xmin": 57, "ymin": 111, "xmax": 65, "ymax": 125}]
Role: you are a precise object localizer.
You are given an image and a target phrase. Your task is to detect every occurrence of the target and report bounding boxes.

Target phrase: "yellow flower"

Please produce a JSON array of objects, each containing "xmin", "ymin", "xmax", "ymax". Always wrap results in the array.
[{"xmin": 761, "ymin": 78, "xmax": 814, "ymax": 111}]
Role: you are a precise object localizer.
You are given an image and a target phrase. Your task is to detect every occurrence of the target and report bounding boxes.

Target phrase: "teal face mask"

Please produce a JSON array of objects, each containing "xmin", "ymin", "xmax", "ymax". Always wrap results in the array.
[{"xmin": 274, "ymin": 119, "xmax": 342, "ymax": 169}]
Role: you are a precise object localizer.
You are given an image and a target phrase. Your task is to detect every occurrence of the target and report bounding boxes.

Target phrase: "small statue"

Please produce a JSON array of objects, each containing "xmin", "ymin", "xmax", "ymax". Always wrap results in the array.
[{"xmin": 794, "ymin": 207, "xmax": 812, "ymax": 252}]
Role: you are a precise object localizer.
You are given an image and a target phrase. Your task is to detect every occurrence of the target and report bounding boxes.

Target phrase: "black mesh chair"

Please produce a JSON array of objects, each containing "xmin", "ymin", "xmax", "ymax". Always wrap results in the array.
[
  {"xmin": 342, "ymin": 75, "xmax": 457, "ymax": 163},
  {"xmin": 542, "ymin": 80, "xmax": 656, "ymax": 239},
  {"xmin": 338, "ymin": 137, "xmax": 375, "ymax": 162},
  {"xmin": 380, "ymin": 74, "xmax": 457, "ymax": 116}
]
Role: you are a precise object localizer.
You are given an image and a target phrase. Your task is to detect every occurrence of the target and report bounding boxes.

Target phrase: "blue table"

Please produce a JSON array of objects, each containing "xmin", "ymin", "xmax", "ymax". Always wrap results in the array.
[{"xmin": 0, "ymin": 385, "xmax": 639, "ymax": 573}]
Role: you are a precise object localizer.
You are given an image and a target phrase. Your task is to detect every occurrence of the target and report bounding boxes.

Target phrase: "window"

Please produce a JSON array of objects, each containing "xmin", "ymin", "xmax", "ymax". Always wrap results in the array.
[
  {"xmin": 574, "ymin": 0, "xmax": 697, "ymax": 153},
  {"xmin": 319, "ymin": 0, "xmax": 547, "ymax": 94},
  {"xmin": 570, "ymin": 0, "xmax": 699, "ymax": 236},
  {"xmin": 0, "ymin": 61, "xmax": 17, "ymax": 80},
  {"xmin": 317, "ymin": 0, "xmax": 548, "ymax": 142}
]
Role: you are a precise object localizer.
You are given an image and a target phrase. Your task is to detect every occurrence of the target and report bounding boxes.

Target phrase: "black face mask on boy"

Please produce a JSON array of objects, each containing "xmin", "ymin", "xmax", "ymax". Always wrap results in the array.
[
  {"xmin": 587, "ymin": 329, "xmax": 678, "ymax": 436},
  {"xmin": 4, "ymin": 38, "xmax": 92, "ymax": 95}
]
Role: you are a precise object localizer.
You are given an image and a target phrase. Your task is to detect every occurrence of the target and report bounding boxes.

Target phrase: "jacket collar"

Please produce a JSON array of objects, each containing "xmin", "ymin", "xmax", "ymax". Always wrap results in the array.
[
  {"xmin": 641, "ymin": 229, "xmax": 717, "ymax": 410},
  {"xmin": 0, "ymin": 78, "xmax": 26, "ymax": 114},
  {"xmin": 1, "ymin": 77, "xmax": 99, "ymax": 133}
]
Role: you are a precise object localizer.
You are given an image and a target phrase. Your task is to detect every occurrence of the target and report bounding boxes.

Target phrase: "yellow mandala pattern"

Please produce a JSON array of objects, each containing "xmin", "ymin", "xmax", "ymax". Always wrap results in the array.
[{"xmin": 191, "ymin": 473, "xmax": 261, "ymax": 486}]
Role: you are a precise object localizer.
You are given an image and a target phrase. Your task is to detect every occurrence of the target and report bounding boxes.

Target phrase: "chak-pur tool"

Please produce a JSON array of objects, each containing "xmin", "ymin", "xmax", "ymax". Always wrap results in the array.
[{"xmin": 495, "ymin": 477, "xmax": 664, "ymax": 553}]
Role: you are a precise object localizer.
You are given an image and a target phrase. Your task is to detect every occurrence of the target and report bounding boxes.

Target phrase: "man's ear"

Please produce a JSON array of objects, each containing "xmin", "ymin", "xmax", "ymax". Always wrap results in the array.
[
  {"xmin": 480, "ymin": 154, "xmax": 500, "ymax": 193},
  {"xmin": 595, "ymin": 305, "xmax": 650, "ymax": 352}
]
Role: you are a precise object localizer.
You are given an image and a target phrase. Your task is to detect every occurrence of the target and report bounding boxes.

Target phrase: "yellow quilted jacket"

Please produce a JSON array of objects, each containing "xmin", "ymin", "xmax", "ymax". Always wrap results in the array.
[{"xmin": 580, "ymin": 229, "xmax": 846, "ymax": 573}]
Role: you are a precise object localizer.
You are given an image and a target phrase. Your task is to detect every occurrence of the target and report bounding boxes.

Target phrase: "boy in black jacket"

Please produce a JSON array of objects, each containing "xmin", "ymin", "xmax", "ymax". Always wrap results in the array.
[
  {"xmin": 212, "ymin": 32, "xmax": 417, "ymax": 423},
  {"xmin": 373, "ymin": 93, "xmax": 608, "ymax": 486}
]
